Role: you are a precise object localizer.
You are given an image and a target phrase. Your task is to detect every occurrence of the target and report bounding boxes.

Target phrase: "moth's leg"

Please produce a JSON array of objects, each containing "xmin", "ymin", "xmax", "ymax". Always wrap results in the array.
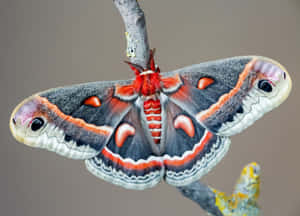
[{"xmin": 177, "ymin": 162, "xmax": 260, "ymax": 216}]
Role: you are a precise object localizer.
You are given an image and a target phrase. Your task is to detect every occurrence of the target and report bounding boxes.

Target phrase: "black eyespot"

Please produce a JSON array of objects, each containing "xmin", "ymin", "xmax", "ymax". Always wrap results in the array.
[
  {"xmin": 227, "ymin": 115, "xmax": 234, "ymax": 122},
  {"xmin": 236, "ymin": 106, "xmax": 244, "ymax": 114},
  {"xmin": 258, "ymin": 80, "xmax": 272, "ymax": 92},
  {"xmin": 64, "ymin": 135, "xmax": 72, "ymax": 142},
  {"xmin": 31, "ymin": 117, "xmax": 44, "ymax": 131}
]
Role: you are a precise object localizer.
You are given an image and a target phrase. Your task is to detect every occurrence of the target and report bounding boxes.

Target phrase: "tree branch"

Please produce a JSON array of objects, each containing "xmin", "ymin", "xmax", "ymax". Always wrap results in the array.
[
  {"xmin": 113, "ymin": 0, "xmax": 150, "ymax": 68},
  {"xmin": 178, "ymin": 162, "xmax": 261, "ymax": 216},
  {"xmin": 178, "ymin": 181, "xmax": 224, "ymax": 216},
  {"xmin": 112, "ymin": 1, "xmax": 261, "ymax": 215}
]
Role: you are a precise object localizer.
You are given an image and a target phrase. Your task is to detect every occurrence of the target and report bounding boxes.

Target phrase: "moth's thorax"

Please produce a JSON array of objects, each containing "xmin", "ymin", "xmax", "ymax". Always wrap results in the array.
[{"xmin": 134, "ymin": 70, "xmax": 161, "ymax": 96}]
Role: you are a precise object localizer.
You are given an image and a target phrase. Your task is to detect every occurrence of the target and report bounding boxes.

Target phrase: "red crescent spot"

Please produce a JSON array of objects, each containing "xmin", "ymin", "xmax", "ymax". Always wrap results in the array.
[
  {"xmin": 174, "ymin": 115, "xmax": 195, "ymax": 138},
  {"xmin": 84, "ymin": 96, "xmax": 101, "ymax": 107},
  {"xmin": 115, "ymin": 123, "xmax": 136, "ymax": 148},
  {"xmin": 197, "ymin": 77, "xmax": 214, "ymax": 90}
]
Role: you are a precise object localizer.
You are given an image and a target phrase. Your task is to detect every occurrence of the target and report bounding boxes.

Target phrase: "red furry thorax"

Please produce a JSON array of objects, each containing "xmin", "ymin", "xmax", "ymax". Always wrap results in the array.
[
  {"xmin": 134, "ymin": 72, "xmax": 161, "ymax": 96},
  {"xmin": 126, "ymin": 49, "xmax": 161, "ymax": 96}
]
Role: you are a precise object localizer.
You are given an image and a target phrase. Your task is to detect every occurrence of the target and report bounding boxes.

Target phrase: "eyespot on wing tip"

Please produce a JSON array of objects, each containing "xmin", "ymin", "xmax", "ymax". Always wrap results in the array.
[{"xmin": 251, "ymin": 56, "xmax": 292, "ymax": 96}]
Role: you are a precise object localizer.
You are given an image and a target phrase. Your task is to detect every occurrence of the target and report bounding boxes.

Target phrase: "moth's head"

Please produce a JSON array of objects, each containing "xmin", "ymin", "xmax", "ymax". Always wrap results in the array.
[
  {"xmin": 250, "ymin": 57, "xmax": 292, "ymax": 107},
  {"xmin": 10, "ymin": 96, "xmax": 48, "ymax": 147},
  {"xmin": 126, "ymin": 49, "xmax": 161, "ymax": 96}
]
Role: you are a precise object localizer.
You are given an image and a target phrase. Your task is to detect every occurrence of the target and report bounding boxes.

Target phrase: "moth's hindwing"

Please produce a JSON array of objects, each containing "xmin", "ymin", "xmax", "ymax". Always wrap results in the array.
[
  {"xmin": 163, "ymin": 56, "xmax": 292, "ymax": 136},
  {"xmin": 85, "ymin": 105, "xmax": 164, "ymax": 190},
  {"xmin": 85, "ymin": 99, "xmax": 231, "ymax": 189},
  {"xmin": 161, "ymin": 100, "xmax": 230, "ymax": 186}
]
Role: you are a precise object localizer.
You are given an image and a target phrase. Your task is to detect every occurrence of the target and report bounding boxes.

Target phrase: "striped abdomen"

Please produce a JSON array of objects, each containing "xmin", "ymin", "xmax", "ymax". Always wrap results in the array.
[{"xmin": 143, "ymin": 98, "xmax": 162, "ymax": 144}]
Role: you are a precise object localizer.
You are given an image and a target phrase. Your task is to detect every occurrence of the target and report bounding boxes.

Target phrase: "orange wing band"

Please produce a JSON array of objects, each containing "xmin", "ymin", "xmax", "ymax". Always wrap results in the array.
[
  {"xmin": 38, "ymin": 96, "xmax": 113, "ymax": 136},
  {"xmin": 197, "ymin": 59, "xmax": 257, "ymax": 122}
]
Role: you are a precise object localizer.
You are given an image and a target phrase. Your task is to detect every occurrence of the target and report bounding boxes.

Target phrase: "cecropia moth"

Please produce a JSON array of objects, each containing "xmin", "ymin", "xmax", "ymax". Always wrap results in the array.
[{"xmin": 9, "ymin": 51, "xmax": 292, "ymax": 190}]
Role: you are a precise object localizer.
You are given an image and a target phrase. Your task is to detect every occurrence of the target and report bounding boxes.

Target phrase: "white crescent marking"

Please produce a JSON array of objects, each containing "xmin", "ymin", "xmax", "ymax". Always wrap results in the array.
[{"xmin": 115, "ymin": 123, "xmax": 136, "ymax": 148}]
